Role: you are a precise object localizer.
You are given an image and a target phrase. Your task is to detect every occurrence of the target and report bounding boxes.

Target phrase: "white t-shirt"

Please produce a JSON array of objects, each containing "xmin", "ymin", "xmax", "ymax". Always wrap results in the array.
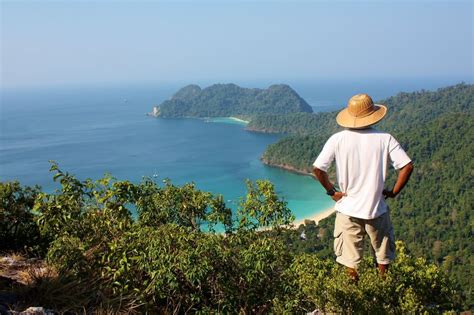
[{"xmin": 313, "ymin": 128, "xmax": 412, "ymax": 219}]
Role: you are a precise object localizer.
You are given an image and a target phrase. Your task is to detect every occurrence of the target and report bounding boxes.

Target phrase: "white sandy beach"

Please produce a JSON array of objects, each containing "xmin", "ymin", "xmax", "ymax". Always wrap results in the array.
[
  {"xmin": 228, "ymin": 116, "xmax": 250, "ymax": 124},
  {"xmin": 258, "ymin": 207, "xmax": 336, "ymax": 231},
  {"xmin": 292, "ymin": 207, "xmax": 335, "ymax": 227}
]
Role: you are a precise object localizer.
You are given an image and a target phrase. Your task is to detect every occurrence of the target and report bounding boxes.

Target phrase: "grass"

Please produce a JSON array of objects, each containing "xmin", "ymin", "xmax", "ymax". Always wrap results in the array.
[{"xmin": 1, "ymin": 253, "xmax": 141, "ymax": 313}]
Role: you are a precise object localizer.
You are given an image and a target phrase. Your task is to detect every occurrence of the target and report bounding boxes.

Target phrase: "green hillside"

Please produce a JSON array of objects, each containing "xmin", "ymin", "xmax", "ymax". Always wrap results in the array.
[
  {"xmin": 156, "ymin": 83, "xmax": 313, "ymax": 118},
  {"xmin": 247, "ymin": 111, "xmax": 338, "ymax": 135},
  {"xmin": 256, "ymin": 83, "xmax": 474, "ymax": 306},
  {"xmin": 249, "ymin": 83, "xmax": 473, "ymax": 136}
]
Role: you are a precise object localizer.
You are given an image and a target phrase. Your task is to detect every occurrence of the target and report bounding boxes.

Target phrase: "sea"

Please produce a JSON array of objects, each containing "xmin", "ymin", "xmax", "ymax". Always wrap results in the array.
[{"xmin": 0, "ymin": 78, "xmax": 466, "ymax": 222}]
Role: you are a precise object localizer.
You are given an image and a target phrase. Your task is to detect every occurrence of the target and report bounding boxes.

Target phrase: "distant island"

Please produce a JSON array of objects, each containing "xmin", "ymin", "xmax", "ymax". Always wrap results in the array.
[{"xmin": 151, "ymin": 83, "xmax": 313, "ymax": 119}]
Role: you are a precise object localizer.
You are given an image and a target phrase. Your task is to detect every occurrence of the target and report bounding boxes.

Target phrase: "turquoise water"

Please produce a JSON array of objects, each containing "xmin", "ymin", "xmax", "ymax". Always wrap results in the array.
[{"xmin": 0, "ymin": 84, "xmax": 333, "ymax": 222}]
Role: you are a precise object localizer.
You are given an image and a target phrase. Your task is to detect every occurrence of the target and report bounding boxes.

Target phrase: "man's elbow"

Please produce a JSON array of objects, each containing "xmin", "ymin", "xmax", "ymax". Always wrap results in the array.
[
  {"xmin": 312, "ymin": 167, "xmax": 326, "ymax": 178},
  {"xmin": 402, "ymin": 162, "xmax": 414, "ymax": 174}
]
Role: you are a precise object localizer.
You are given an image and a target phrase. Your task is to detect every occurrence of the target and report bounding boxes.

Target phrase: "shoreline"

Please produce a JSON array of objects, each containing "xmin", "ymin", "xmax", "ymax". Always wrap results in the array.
[
  {"xmin": 150, "ymin": 115, "xmax": 250, "ymax": 125},
  {"xmin": 259, "ymin": 160, "xmax": 335, "ymax": 227},
  {"xmin": 261, "ymin": 159, "xmax": 315, "ymax": 178},
  {"xmin": 245, "ymin": 127, "xmax": 284, "ymax": 134},
  {"xmin": 228, "ymin": 116, "xmax": 250, "ymax": 124},
  {"xmin": 258, "ymin": 207, "xmax": 335, "ymax": 232},
  {"xmin": 292, "ymin": 207, "xmax": 335, "ymax": 227}
]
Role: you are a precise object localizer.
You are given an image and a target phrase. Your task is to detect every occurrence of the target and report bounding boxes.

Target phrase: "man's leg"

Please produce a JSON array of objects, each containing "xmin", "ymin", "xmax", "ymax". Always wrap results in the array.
[
  {"xmin": 347, "ymin": 267, "xmax": 359, "ymax": 281},
  {"xmin": 366, "ymin": 211, "xmax": 396, "ymax": 277},
  {"xmin": 378, "ymin": 263, "xmax": 389, "ymax": 276},
  {"xmin": 334, "ymin": 212, "xmax": 365, "ymax": 280}
]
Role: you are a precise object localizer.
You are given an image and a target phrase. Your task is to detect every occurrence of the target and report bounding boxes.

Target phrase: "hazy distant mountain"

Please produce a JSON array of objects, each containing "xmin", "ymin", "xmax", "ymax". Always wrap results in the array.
[{"xmin": 155, "ymin": 83, "xmax": 313, "ymax": 118}]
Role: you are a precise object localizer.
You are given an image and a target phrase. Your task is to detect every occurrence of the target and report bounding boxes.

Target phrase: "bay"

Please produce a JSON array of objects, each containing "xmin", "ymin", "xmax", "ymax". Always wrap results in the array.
[{"xmin": 0, "ymin": 84, "xmax": 333, "ymax": 222}]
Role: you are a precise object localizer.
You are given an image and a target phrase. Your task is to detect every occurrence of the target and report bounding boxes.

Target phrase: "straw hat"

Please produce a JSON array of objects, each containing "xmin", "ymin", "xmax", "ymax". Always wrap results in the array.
[{"xmin": 336, "ymin": 94, "xmax": 387, "ymax": 129}]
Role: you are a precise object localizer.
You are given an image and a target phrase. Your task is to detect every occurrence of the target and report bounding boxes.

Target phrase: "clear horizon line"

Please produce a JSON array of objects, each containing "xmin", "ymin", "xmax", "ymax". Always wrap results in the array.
[{"xmin": 2, "ymin": 75, "xmax": 473, "ymax": 91}]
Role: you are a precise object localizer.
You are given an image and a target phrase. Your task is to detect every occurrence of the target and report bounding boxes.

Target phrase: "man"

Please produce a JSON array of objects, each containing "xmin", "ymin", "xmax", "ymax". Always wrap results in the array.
[{"xmin": 312, "ymin": 93, "xmax": 413, "ymax": 279}]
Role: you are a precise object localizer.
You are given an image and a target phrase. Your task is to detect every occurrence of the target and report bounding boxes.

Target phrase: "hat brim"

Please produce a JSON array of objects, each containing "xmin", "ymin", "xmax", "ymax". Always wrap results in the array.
[{"xmin": 336, "ymin": 104, "xmax": 387, "ymax": 129}]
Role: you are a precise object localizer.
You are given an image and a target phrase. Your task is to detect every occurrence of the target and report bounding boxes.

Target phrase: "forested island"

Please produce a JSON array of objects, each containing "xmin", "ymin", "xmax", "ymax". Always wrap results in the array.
[{"xmin": 154, "ymin": 83, "xmax": 313, "ymax": 118}]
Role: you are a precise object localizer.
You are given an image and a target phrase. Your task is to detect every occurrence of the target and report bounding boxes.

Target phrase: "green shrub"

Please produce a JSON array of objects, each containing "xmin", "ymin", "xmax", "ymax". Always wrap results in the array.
[
  {"xmin": 136, "ymin": 179, "xmax": 233, "ymax": 233},
  {"xmin": 46, "ymin": 235, "xmax": 87, "ymax": 276},
  {"xmin": 0, "ymin": 181, "xmax": 44, "ymax": 254},
  {"xmin": 277, "ymin": 241, "xmax": 462, "ymax": 314},
  {"xmin": 1, "ymin": 166, "xmax": 465, "ymax": 312}
]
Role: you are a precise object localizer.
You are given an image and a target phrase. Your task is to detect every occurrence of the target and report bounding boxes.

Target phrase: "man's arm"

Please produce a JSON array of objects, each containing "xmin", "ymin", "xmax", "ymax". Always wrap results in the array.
[
  {"xmin": 383, "ymin": 162, "xmax": 414, "ymax": 198},
  {"xmin": 313, "ymin": 167, "xmax": 346, "ymax": 202}
]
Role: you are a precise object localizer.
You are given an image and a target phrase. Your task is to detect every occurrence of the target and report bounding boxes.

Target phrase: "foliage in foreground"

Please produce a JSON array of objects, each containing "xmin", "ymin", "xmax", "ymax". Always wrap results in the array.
[
  {"xmin": 0, "ymin": 165, "xmax": 464, "ymax": 313},
  {"xmin": 0, "ymin": 182, "xmax": 44, "ymax": 253}
]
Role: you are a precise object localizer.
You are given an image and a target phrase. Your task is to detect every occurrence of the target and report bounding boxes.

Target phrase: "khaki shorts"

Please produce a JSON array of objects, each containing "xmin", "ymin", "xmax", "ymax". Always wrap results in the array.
[{"xmin": 334, "ymin": 211, "xmax": 395, "ymax": 269}]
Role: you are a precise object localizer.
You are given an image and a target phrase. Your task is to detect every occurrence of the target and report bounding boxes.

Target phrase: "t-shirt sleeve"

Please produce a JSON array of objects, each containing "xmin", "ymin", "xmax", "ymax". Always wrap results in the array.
[
  {"xmin": 388, "ymin": 136, "xmax": 412, "ymax": 170},
  {"xmin": 313, "ymin": 136, "xmax": 336, "ymax": 172}
]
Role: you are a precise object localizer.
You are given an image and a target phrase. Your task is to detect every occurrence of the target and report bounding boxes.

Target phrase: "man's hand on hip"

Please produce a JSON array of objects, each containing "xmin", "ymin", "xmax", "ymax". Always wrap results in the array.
[
  {"xmin": 383, "ymin": 189, "xmax": 396, "ymax": 199},
  {"xmin": 384, "ymin": 162, "xmax": 414, "ymax": 199},
  {"xmin": 332, "ymin": 191, "xmax": 347, "ymax": 202}
]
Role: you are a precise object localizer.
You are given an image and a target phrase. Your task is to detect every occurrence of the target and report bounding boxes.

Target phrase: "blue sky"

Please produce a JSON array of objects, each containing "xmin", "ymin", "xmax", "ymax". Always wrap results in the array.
[{"xmin": 1, "ymin": 0, "xmax": 472, "ymax": 88}]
